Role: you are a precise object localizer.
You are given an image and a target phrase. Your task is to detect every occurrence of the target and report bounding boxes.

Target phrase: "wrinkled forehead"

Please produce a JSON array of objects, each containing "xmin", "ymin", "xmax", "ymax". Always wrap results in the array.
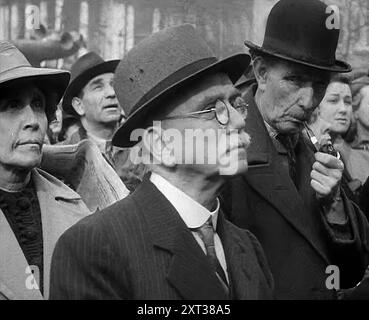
[
  {"xmin": 272, "ymin": 59, "xmax": 331, "ymax": 81},
  {"xmin": 85, "ymin": 72, "xmax": 115, "ymax": 88}
]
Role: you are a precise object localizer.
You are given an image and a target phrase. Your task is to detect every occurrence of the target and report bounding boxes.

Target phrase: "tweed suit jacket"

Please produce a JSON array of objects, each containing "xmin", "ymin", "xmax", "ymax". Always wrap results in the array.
[
  {"xmin": 49, "ymin": 176, "xmax": 274, "ymax": 300},
  {"xmin": 221, "ymin": 85, "xmax": 369, "ymax": 299},
  {"xmin": 0, "ymin": 169, "xmax": 90, "ymax": 300}
]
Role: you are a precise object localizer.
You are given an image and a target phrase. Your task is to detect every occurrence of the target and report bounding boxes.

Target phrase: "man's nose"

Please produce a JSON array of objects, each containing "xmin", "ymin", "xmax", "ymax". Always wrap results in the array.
[
  {"xmin": 228, "ymin": 106, "xmax": 246, "ymax": 131},
  {"xmin": 105, "ymin": 84, "xmax": 117, "ymax": 99},
  {"xmin": 298, "ymin": 86, "xmax": 314, "ymax": 110}
]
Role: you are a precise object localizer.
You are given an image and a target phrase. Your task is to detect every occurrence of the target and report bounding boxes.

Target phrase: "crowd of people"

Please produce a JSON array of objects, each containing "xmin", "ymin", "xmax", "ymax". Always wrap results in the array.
[{"xmin": 1, "ymin": 0, "xmax": 369, "ymax": 300}]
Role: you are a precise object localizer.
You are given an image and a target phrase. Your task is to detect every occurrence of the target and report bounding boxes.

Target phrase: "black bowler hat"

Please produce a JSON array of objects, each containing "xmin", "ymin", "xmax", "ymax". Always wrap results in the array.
[
  {"xmin": 112, "ymin": 24, "xmax": 251, "ymax": 148},
  {"xmin": 62, "ymin": 52, "xmax": 119, "ymax": 116},
  {"xmin": 245, "ymin": 0, "xmax": 351, "ymax": 73}
]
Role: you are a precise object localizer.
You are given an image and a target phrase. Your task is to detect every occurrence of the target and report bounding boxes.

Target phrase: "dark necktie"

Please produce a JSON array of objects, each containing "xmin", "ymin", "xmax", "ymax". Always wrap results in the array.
[
  {"xmin": 196, "ymin": 218, "xmax": 229, "ymax": 294},
  {"xmin": 276, "ymin": 134, "xmax": 297, "ymax": 186}
]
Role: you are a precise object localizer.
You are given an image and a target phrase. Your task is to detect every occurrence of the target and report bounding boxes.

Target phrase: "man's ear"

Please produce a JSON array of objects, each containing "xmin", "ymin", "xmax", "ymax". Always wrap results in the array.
[
  {"xmin": 143, "ymin": 126, "xmax": 162, "ymax": 166},
  {"xmin": 71, "ymin": 97, "xmax": 85, "ymax": 116},
  {"xmin": 316, "ymin": 106, "xmax": 321, "ymax": 117},
  {"xmin": 253, "ymin": 57, "xmax": 269, "ymax": 91},
  {"xmin": 143, "ymin": 125, "xmax": 176, "ymax": 168}
]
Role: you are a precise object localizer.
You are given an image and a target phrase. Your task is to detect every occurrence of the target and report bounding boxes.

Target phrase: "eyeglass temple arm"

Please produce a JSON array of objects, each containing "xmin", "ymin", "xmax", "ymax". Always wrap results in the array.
[{"xmin": 164, "ymin": 109, "xmax": 215, "ymax": 120}]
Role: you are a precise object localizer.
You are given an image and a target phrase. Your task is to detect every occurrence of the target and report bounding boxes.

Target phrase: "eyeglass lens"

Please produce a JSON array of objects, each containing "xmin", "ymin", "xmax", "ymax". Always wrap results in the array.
[
  {"xmin": 215, "ymin": 98, "xmax": 248, "ymax": 125},
  {"xmin": 215, "ymin": 100, "xmax": 229, "ymax": 125}
]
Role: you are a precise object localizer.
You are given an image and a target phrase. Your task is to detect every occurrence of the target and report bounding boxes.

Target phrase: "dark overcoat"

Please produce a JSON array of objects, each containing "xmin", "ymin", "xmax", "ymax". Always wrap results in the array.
[
  {"xmin": 49, "ymin": 176, "xmax": 274, "ymax": 300},
  {"xmin": 221, "ymin": 85, "xmax": 369, "ymax": 299}
]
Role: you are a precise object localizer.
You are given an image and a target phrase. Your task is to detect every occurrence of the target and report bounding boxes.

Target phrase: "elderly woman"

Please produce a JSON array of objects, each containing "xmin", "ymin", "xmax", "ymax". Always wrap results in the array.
[{"xmin": 0, "ymin": 41, "xmax": 90, "ymax": 300}]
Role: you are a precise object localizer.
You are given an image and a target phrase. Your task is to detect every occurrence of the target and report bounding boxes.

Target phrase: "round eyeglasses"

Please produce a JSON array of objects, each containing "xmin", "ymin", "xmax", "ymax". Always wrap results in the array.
[{"xmin": 163, "ymin": 96, "xmax": 248, "ymax": 125}]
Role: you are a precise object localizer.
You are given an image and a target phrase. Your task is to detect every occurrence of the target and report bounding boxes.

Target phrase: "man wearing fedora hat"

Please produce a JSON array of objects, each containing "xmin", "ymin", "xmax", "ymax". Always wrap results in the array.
[
  {"xmin": 49, "ymin": 24, "xmax": 274, "ymax": 300},
  {"xmin": 62, "ymin": 51, "xmax": 121, "ymax": 144},
  {"xmin": 0, "ymin": 41, "xmax": 90, "ymax": 300},
  {"xmin": 62, "ymin": 52, "xmax": 145, "ymax": 191},
  {"xmin": 221, "ymin": 0, "xmax": 369, "ymax": 299}
]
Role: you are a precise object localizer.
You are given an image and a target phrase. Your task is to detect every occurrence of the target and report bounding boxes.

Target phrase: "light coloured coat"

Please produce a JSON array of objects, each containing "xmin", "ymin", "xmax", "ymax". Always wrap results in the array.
[{"xmin": 0, "ymin": 169, "xmax": 90, "ymax": 300}]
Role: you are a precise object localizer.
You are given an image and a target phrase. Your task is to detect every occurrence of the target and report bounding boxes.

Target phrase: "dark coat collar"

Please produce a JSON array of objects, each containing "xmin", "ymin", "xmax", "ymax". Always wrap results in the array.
[
  {"xmin": 243, "ymin": 84, "xmax": 271, "ymax": 167},
  {"xmin": 242, "ymin": 85, "xmax": 329, "ymax": 264}
]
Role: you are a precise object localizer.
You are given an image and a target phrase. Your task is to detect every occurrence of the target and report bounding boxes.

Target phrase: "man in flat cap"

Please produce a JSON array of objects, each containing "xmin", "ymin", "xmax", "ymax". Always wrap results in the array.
[
  {"xmin": 49, "ymin": 24, "xmax": 274, "ymax": 300},
  {"xmin": 221, "ymin": 0, "xmax": 369, "ymax": 299}
]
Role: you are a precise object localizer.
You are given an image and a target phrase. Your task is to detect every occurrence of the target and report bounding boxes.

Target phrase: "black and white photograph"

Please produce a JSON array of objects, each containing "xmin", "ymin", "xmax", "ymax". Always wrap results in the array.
[{"xmin": 0, "ymin": 0, "xmax": 369, "ymax": 306}]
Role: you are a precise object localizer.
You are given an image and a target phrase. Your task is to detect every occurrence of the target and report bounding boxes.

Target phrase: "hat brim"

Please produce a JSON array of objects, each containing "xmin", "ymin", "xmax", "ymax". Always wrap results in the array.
[
  {"xmin": 112, "ymin": 53, "xmax": 251, "ymax": 148},
  {"xmin": 235, "ymin": 74, "xmax": 256, "ymax": 89},
  {"xmin": 245, "ymin": 40, "xmax": 352, "ymax": 73},
  {"xmin": 0, "ymin": 66, "xmax": 70, "ymax": 114},
  {"xmin": 62, "ymin": 60, "xmax": 120, "ymax": 116}
]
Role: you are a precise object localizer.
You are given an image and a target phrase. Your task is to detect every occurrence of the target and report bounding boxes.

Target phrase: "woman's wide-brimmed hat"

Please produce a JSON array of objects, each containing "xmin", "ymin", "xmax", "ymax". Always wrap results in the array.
[
  {"xmin": 62, "ymin": 52, "xmax": 119, "ymax": 117},
  {"xmin": 0, "ymin": 41, "xmax": 70, "ymax": 116},
  {"xmin": 112, "ymin": 24, "xmax": 251, "ymax": 148},
  {"xmin": 245, "ymin": 0, "xmax": 351, "ymax": 73}
]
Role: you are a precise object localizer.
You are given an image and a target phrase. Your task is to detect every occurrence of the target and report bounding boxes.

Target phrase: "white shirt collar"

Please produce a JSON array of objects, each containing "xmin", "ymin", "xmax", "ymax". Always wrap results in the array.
[{"xmin": 150, "ymin": 172, "xmax": 219, "ymax": 230}]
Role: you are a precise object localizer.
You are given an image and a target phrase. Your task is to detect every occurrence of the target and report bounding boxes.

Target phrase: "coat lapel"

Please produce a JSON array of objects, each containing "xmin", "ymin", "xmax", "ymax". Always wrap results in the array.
[
  {"xmin": 242, "ymin": 86, "xmax": 329, "ymax": 264},
  {"xmin": 166, "ymin": 229, "xmax": 229, "ymax": 300},
  {"xmin": 217, "ymin": 212, "xmax": 258, "ymax": 299},
  {"xmin": 0, "ymin": 169, "xmax": 89, "ymax": 300},
  {"xmin": 0, "ymin": 208, "xmax": 43, "ymax": 300},
  {"xmin": 136, "ymin": 177, "xmax": 228, "ymax": 300},
  {"xmin": 33, "ymin": 169, "xmax": 90, "ymax": 299}
]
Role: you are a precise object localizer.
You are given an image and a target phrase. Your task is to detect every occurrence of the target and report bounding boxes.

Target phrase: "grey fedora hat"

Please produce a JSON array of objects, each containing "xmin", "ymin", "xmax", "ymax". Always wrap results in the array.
[
  {"xmin": 113, "ymin": 24, "xmax": 251, "ymax": 148},
  {"xmin": 0, "ymin": 41, "xmax": 70, "ymax": 115}
]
